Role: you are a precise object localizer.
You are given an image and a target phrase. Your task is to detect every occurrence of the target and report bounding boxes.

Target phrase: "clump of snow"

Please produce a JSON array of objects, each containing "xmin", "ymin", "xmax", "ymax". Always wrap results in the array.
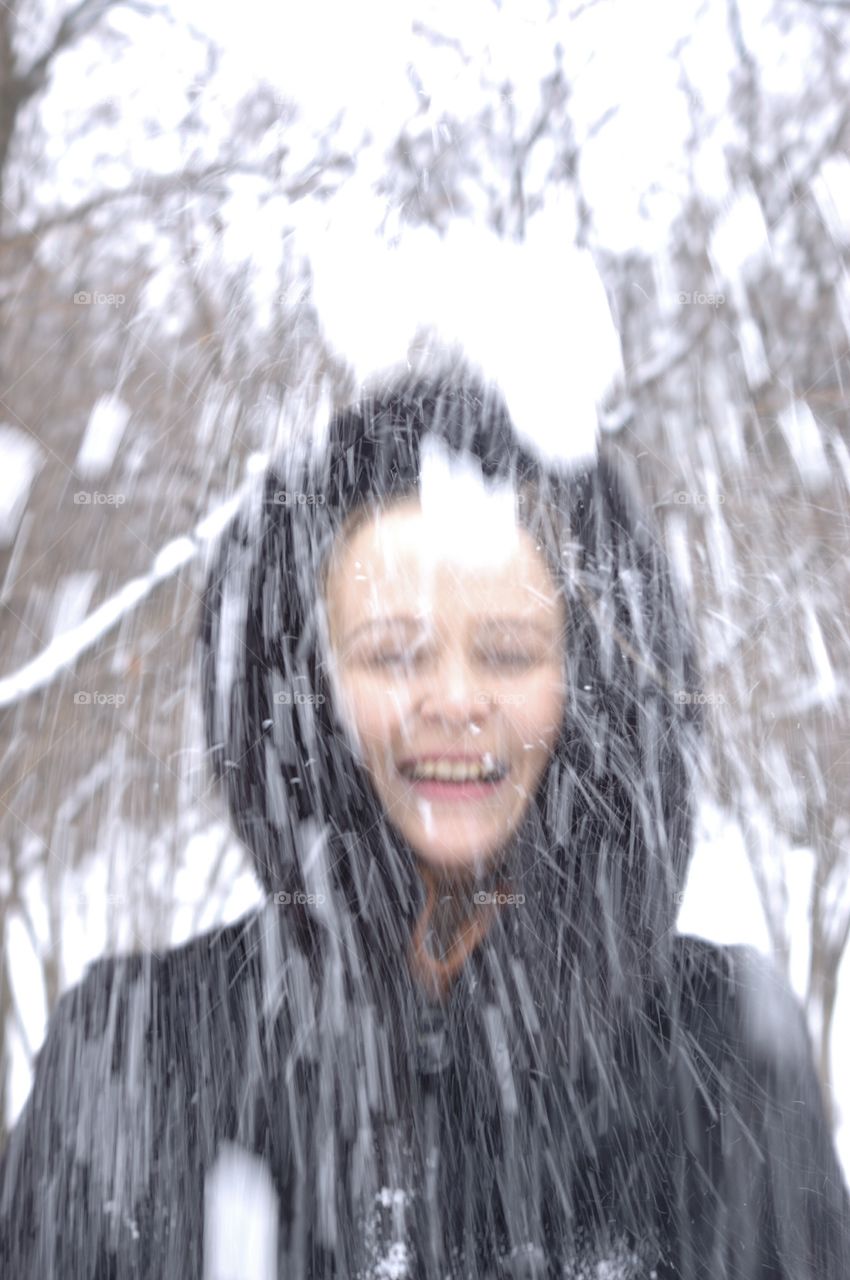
[
  {"xmin": 0, "ymin": 425, "xmax": 43, "ymax": 545},
  {"xmin": 48, "ymin": 571, "xmax": 99, "ymax": 640},
  {"xmin": 75, "ymin": 395, "xmax": 131, "ymax": 478},
  {"xmin": 301, "ymin": 196, "xmax": 621, "ymax": 469},
  {"xmin": 361, "ymin": 1186, "xmax": 414, "ymax": 1280},
  {"xmin": 373, "ymin": 1241, "xmax": 409, "ymax": 1280},
  {"xmin": 812, "ymin": 154, "xmax": 850, "ymax": 242},
  {"xmin": 204, "ymin": 1142, "xmax": 279, "ymax": 1280},
  {"xmin": 153, "ymin": 535, "xmax": 196, "ymax": 576},
  {"xmin": 375, "ymin": 1188, "xmax": 408, "ymax": 1210},
  {"xmin": 709, "ymin": 182, "xmax": 772, "ymax": 281},
  {"xmin": 737, "ymin": 317, "xmax": 771, "ymax": 390},
  {"xmin": 801, "ymin": 599, "xmax": 839, "ymax": 708},
  {"xmin": 777, "ymin": 400, "xmax": 831, "ymax": 489},
  {"xmin": 416, "ymin": 434, "xmax": 523, "ymax": 572},
  {"xmin": 577, "ymin": 1235, "xmax": 654, "ymax": 1278}
]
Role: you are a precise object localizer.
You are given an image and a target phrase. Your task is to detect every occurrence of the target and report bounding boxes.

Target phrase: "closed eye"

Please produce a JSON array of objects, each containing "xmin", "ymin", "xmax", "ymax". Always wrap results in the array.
[
  {"xmin": 365, "ymin": 650, "xmax": 416, "ymax": 667},
  {"xmin": 486, "ymin": 651, "xmax": 537, "ymax": 667},
  {"xmin": 362, "ymin": 649, "xmax": 539, "ymax": 669}
]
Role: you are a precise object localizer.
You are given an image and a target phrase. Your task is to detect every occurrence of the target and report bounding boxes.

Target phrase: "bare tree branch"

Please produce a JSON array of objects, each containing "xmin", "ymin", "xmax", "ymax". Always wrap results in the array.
[
  {"xmin": 410, "ymin": 20, "xmax": 473, "ymax": 65},
  {"xmin": 0, "ymin": 151, "xmax": 355, "ymax": 254},
  {"xmin": 19, "ymin": 0, "xmax": 159, "ymax": 100},
  {"xmin": 0, "ymin": 457, "xmax": 258, "ymax": 708}
]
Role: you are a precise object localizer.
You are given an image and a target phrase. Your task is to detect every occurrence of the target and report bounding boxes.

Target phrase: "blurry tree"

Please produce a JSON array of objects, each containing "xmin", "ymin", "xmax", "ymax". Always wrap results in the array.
[
  {"xmin": 598, "ymin": 0, "xmax": 850, "ymax": 1124},
  {"xmin": 0, "ymin": 0, "xmax": 352, "ymax": 1142}
]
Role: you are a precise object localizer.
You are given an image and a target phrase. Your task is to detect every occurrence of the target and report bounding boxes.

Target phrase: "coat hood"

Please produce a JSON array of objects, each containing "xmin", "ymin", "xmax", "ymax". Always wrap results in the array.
[
  {"xmin": 199, "ymin": 359, "xmax": 704, "ymax": 976},
  {"xmin": 196, "ymin": 357, "xmax": 707, "ymax": 1277}
]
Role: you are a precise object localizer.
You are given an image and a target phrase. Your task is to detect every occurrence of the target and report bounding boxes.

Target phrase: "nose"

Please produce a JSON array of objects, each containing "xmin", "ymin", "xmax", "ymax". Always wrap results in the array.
[{"xmin": 416, "ymin": 650, "xmax": 489, "ymax": 725}]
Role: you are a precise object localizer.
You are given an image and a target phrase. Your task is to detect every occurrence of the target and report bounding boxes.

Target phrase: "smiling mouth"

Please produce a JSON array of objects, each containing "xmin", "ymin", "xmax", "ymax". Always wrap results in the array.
[{"xmin": 398, "ymin": 759, "xmax": 509, "ymax": 784}]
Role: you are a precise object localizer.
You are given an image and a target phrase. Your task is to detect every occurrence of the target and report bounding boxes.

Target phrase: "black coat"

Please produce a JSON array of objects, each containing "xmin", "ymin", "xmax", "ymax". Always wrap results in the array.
[
  {"xmin": 3, "ymin": 366, "xmax": 849, "ymax": 1278},
  {"xmin": 1, "ymin": 908, "xmax": 848, "ymax": 1278}
]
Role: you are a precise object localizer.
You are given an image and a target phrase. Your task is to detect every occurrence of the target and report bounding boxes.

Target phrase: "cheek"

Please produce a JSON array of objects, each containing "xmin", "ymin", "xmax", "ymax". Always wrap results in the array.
[
  {"xmin": 511, "ymin": 672, "xmax": 566, "ymax": 752},
  {"xmin": 334, "ymin": 672, "xmax": 408, "ymax": 755}
]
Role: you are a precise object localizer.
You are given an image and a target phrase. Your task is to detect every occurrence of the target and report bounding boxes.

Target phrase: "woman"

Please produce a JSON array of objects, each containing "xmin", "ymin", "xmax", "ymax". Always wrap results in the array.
[{"xmin": 1, "ymin": 359, "xmax": 848, "ymax": 1279}]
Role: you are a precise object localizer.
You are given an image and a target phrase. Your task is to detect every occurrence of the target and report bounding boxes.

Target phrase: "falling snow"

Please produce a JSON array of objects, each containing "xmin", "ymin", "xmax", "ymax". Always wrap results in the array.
[{"xmin": 2, "ymin": 2, "xmax": 850, "ymax": 1278}]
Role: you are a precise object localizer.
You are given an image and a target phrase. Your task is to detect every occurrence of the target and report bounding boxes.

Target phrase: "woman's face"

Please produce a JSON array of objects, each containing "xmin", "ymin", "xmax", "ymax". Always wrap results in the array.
[{"xmin": 322, "ymin": 494, "xmax": 567, "ymax": 876}]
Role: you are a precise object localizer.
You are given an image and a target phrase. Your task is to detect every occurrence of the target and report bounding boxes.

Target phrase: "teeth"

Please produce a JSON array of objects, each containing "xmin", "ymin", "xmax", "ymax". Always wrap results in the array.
[{"xmin": 401, "ymin": 759, "xmax": 505, "ymax": 782}]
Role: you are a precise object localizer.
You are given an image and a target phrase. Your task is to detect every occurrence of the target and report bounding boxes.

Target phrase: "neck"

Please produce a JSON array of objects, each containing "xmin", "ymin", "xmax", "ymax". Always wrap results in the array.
[
  {"xmin": 427, "ymin": 881, "xmax": 479, "ymax": 958},
  {"xmin": 408, "ymin": 858, "xmax": 513, "ymax": 1002}
]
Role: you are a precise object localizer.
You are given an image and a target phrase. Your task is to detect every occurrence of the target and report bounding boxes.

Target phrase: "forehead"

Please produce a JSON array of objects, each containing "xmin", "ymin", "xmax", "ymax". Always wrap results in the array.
[{"xmin": 324, "ymin": 496, "xmax": 562, "ymax": 627}]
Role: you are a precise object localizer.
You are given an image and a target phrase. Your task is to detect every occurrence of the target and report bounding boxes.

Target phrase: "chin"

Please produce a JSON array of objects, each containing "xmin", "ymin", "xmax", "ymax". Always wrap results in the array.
[{"xmin": 412, "ymin": 839, "xmax": 503, "ymax": 875}]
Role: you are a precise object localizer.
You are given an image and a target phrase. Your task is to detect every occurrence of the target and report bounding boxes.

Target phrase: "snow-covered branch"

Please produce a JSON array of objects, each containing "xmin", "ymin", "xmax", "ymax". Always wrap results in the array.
[{"xmin": 0, "ymin": 462, "xmax": 263, "ymax": 709}]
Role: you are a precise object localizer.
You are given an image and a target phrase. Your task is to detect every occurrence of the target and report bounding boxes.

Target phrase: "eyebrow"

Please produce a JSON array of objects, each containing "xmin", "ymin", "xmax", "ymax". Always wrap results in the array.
[{"xmin": 342, "ymin": 614, "xmax": 556, "ymax": 647}]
